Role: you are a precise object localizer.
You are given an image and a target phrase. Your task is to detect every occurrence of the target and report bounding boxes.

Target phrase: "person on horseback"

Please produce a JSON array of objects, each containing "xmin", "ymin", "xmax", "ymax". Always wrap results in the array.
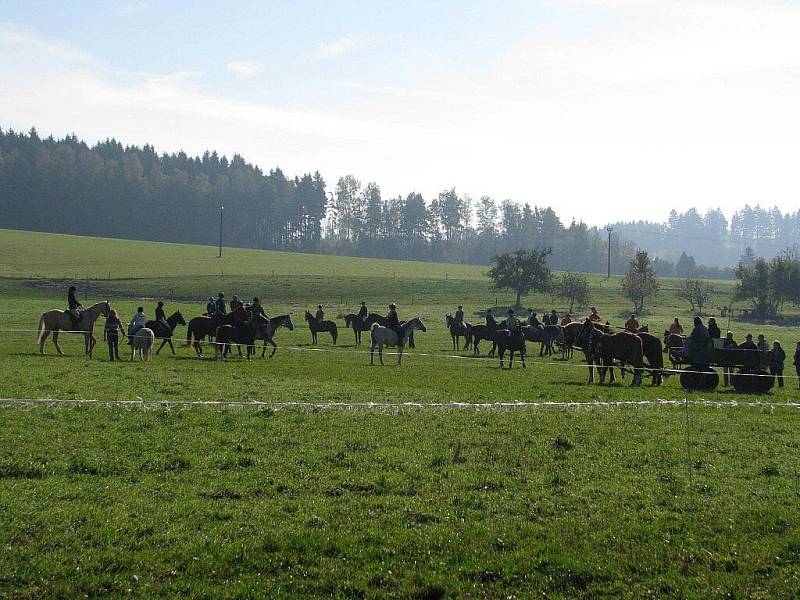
[
  {"xmin": 67, "ymin": 286, "xmax": 83, "ymax": 325},
  {"xmin": 549, "ymin": 309, "xmax": 558, "ymax": 326},
  {"xmin": 560, "ymin": 312, "xmax": 572, "ymax": 326},
  {"xmin": 230, "ymin": 295, "xmax": 243, "ymax": 312},
  {"xmin": 486, "ymin": 308, "xmax": 497, "ymax": 328},
  {"xmin": 205, "ymin": 297, "xmax": 215, "ymax": 315},
  {"xmin": 251, "ymin": 297, "xmax": 268, "ymax": 321},
  {"xmin": 316, "ymin": 305, "xmax": 325, "ymax": 323},
  {"xmin": 589, "ymin": 307, "xmax": 601, "ymax": 322},
  {"xmin": 625, "ymin": 313, "xmax": 639, "ymax": 333},
  {"xmin": 127, "ymin": 307, "xmax": 147, "ymax": 344},
  {"xmin": 387, "ymin": 303, "xmax": 403, "ymax": 340},
  {"xmin": 155, "ymin": 301, "xmax": 167, "ymax": 325},
  {"xmin": 669, "ymin": 318, "xmax": 683, "ymax": 335},
  {"xmin": 215, "ymin": 293, "xmax": 227, "ymax": 315},
  {"xmin": 506, "ymin": 308, "xmax": 521, "ymax": 340},
  {"xmin": 358, "ymin": 301, "xmax": 368, "ymax": 323},
  {"xmin": 455, "ymin": 305, "xmax": 465, "ymax": 330},
  {"xmin": 528, "ymin": 311, "xmax": 543, "ymax": 329},
  {"xmin": 683, "ymin": 316, "xmax": 710, "ymax": 358}
]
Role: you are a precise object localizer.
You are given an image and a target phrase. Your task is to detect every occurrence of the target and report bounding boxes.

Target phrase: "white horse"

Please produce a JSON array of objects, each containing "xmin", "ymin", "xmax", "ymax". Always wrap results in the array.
[
  {"xmin": 370, "ymin": 317, "xmax": 427, "ymax": 365},
  {"xmin": 130, "ymin": 328, "xmax": 155, "ymax": 361},
  {"xmin": 37, "ymin": 301, "xmax": 111, "ymax": 357}
]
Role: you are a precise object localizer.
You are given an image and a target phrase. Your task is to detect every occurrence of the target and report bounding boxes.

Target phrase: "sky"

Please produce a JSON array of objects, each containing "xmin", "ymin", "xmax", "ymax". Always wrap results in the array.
[{"xmin": 2, "ymin": 0, "xmax": 800, "ymax": 226}]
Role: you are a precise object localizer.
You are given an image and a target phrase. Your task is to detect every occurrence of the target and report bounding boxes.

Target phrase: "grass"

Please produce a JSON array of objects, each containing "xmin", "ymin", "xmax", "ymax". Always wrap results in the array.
[{"xmin": 2, "ymin": 228, "xmax": 800, "ymax": 597}]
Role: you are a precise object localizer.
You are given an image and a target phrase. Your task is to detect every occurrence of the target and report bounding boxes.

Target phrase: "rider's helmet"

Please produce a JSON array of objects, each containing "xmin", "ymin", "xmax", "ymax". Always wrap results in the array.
[
  {"xmin": 458, "ymin": 305, "xmax": 462, "ymax": 310},
  {"xmin": 157, "ymin": 301, "xmax": 163, "ymax": 307},
  {"xmin": 389, "ymin": 303, "xmax": 397, "ymax": 310},
  {"xmin": 508, "ymin": 309, "xmax": 514, "ymax": 315},
  {"xmin": 137, "ymin": 306, "xmax": 144, "ymax": 313},
  {"xmin": 361, "ymin": 301, "xmax": 366, "ymax": 305},
  {"xmin": 318, "ymin": 304, "xmax": 323, "ymax": 309},
  {"xmin": 253, "ymin": 297, "xmax": 259, "ymax": 303},
  {"xmin": 218, "ymin": 292, "xmax": 225, "ymax": 298},
  {"xmin": 69, "ymin": 286, "xmax": 76, "ymax": 293}
]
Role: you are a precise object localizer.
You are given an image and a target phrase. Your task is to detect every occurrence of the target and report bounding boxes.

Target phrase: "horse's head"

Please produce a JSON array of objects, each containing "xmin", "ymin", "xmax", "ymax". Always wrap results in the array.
[
  {"xmin": 445, "ymin": 314, "xmax": 452, "ymax": 326},
  {"xmin": 640, "ymin": 324, "xmax": 649, "ymax": 333},
  {"xmin": 305, "ymin": 310, "xmax": 313, "ymax": 321},
  {"xmin": 102, "ymin": 301, "xmax": 111, "ymax": 317},
  {"xmin": 285, "ymin": 315, "xmax": 295, "ymax": 331},
  {"xmin": 410, "ymin": 316, "xmax": 426, "ymax": 333},
  {"xmin": 663, "ymin": 329, "xmax": 671, "ymax": 342},
  {"xmin": 175, "ymin": 311, "xmax": 186, "ymax": 326}
]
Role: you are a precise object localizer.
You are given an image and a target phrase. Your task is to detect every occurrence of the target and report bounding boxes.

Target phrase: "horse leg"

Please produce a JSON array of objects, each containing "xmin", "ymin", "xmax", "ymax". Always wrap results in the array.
[
  {"xmin": 379, "ymin": 344, "xmax": 385, "ymax": 366},
  {"xmin": 398, "ymin": 346, "xmax": 403, "ymax": 365},
  {"xmin": 269, "ymin": 340, "xmax": 277, "ymax": 358},
  {"xmin": 39, "ymin": 328, "xmax": 50, "ymax": 354},
  {"xmin": 521, "ymin": 350, "xmax": 526, "ymax": 369},
  {"xmin": 370, "ymin": 342, "xmax": 375, "ymax": 365}
]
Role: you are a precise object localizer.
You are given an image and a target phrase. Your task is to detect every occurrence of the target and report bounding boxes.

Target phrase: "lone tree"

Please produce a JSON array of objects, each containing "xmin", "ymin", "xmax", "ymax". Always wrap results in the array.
[
  {"xmin": 488, "ymin": 248, "xmax": 552, "ymax": 308},
  {"xmin": 735, "ymin": 255, "xmax": 800, "ymax": 320},
  {"xmin": 679, "ymin": 277, "xmax": 715, "ymax": 316},
  {"xmin": 621, "ymin": 250, "xmax": 659, "ymax": 313},
  {"xmin": 553, "ymin": 272, "xmax": 590, "ymax": 313}
]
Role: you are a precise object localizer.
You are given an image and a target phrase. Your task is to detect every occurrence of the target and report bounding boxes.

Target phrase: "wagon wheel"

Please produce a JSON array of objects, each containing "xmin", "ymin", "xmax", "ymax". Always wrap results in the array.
[
  {"xmin": 732, "ymin": 369, "xmax": 774, "ymax": 394},
  {"xmin": 680, "ymin": 365, "xmax": 719, "ymax": 391}
]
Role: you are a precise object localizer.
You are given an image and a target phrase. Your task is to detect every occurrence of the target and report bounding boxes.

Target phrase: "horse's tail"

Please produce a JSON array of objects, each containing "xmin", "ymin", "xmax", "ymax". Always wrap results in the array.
[
  {"xmin": 331, "ymin": 323, "xmax": 338, "ymax": 344},
  {"xmin": 370, "ymin": 323, "xmax": 379, "ymax": 344},
  {"xmin": 186, "ymin": 322, "xmax": 193, "ymax": 347},
  {"xmin": 36, "ymin": 314, "xmax": 47, "ymax": 343}
]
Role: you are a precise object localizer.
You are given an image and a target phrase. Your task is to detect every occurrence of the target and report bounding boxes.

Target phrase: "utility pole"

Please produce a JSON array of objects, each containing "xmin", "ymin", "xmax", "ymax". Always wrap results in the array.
[
  {"xmin": 606, "ymin": 226, "xmax": 613, "ymax": 279},
  {"xmin": 218, "ymin": 205, "xmax": 224, "ymax": 258}
]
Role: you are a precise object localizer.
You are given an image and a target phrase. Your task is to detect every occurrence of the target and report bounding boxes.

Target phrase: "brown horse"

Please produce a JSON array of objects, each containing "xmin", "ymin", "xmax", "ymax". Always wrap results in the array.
[
  {"xmin": 637, "ymin": 331, "xmax": 664, "ymax": 386},
  {"xmin": 215, "ymin": 319, "xmax": 267, "ymax": 360},
  {"xmin": 470, "ymin": 324, "xmax": 498, "ymax": 355},
  {"xmin": 595, "ymin": 331, "xmax": 644, "ymax": 386},
  {"xmin": 445, "ymin": 314, "xmax": 472, "ymax": 351},
  {"xmin": 305, "ymin": 311, "xmax": 338, "ymax": 345},
  {"xmin": 483, "ymin": 328, "xmax": 527, "ymax": 369},
  {"xmin": 186, "ymin": 308, "xmax": 248, "ymax": 357},
  {"xmin": 37, "ymin": 300, "xmax": 111, "ymax": 357},
  {"xmin": 663, "ymin": 331, "xmax": 685, "ymax": 370}
]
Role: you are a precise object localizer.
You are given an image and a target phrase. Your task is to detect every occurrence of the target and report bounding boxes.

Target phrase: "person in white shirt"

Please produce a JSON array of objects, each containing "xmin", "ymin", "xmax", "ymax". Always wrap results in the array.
[{"xmin": 128, "ymin": 307, "xmax": 147, "ymax": 342}]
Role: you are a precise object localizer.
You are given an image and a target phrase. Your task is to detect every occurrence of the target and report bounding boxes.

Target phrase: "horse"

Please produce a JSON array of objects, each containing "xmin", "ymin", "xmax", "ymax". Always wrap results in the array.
[
  {"xmin": 254, "ymin": 314, "xmax": 295, "ymax": 357},
  {"xmin": 445, "ymin": 315, "xmax": 472, "ymax": 351},
  {"xmin": 595, "ymin": 331, "xmax": 645, "ymax": 386},
  {"xmin": 186, "ymin": 309, "xmax": 246, "ymax": 357},
  {"xmin": 482, "ymin": 328, "xmax": 527, "ymax": 369},
  {"xmin": 562, "ymin": 320, "xmax": 611, "ymax": 360},
  {"xmin": 370, "ymin": 317, "xmax": 427, "ymax": 365},
  {"xmin": 344, "ymin": 314, "xmax": 371, "ymax": 346},
  {"xmin": 130, "ymin": 327, "xmax": 155, "ymax": 361},
  {"xmin": 37, "ymin": 300, "xmax": 111, "ymax": 358},
  {"xmin": 366, "ymin": 313, "xmax": 415, "ymax": 349},
  {"xmin": 305, "ymin": 311, "xmax": 338, "ymax": 345},
  {"xmin": 637, "ymin": 331, "xmax": 665, "ymax": 386},
  {"xmin": 144, "ymin": 311, "xmax": 186, "ymax": 355},
  {"xmin": 522, "ymin": 324, "xmax": 563, "ymax": 357},
  {"xmin": 663, "ymin": 331, "xmax": 685, "ymax": 371},
  {"xmin": 215, "ymin": 320, "xmax": 267, "ymax": 360}
]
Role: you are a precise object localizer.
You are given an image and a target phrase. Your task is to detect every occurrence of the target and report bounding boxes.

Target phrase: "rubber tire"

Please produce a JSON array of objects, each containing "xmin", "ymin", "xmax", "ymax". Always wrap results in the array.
[
  {"xmin": 680, "ymin": 366, "xmax": 719, "ymax": 391},
  {"xmin": 732, "ymin": 369, "xmax": 774, "ymax": 394}
]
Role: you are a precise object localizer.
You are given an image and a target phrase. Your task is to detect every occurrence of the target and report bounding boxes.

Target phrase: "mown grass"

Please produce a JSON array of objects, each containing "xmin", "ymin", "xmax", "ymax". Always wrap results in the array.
[{"xmin": 2, "ymin": 229, "xmax": 800, "ymax": 597}]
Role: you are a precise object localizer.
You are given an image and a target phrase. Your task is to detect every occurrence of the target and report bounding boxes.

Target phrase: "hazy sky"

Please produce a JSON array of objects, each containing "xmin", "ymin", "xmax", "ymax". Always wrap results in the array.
[{"xmin": 2, "ymin": 0, "xmax": 799, "ymax": 225}]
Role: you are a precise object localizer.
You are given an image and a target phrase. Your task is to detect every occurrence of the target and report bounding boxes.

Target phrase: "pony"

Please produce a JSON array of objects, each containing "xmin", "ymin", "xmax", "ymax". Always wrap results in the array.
[
  {"xmin": 130, "ymin": 327, "xmax": 155, "ymax": 361},
  {"xmin": 37, "ymin": 300, "xmax": 111, "ymax": 357},
  {"xmin": 369, "ymin": 317, "xmax": 427, "ymax": 365},
  {"xmin": 445, "ymin": 314, "xmax": 472, "ymax": 351},
  {"xmin": 144, "ymin": 311, "xmax": 186, "ymax": 355},
  {"xmin": 305, "ymin": 311, "xmax": 338, "ymax": 345},
  {"xmin": 483, "ymin": 328, "xmax": 527, "ymax": 369},
  {"xmin": 254, "ymin": 314, "xmax": 295, "ymax": 357}
]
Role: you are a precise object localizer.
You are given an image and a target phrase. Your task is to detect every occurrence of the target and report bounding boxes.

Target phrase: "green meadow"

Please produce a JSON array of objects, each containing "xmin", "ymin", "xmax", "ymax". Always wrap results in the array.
[{"xmin": 1, "ymin": 229, "xmax": 799, "ymax": 598}]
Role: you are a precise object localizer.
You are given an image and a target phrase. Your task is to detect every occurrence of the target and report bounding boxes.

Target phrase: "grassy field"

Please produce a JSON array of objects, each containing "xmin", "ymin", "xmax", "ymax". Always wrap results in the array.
[{"xmin": 1, "ymin": 229, "xmax": 800, "ymax": 597}]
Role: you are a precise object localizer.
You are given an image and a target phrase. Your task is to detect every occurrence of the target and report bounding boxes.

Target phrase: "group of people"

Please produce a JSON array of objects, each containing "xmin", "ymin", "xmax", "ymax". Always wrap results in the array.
[{"xmin": 204, "ymin": 292, "xmax": 268, "ymax": 320}]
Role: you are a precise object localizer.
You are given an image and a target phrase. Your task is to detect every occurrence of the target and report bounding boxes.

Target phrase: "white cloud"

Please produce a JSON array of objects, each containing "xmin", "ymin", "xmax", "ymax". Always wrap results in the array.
[
  {"xmin": 226, "ymin": 61, "xmax": 260, "ymax": 78},
  {"xmin": 115, "ymin": 1, "xmax": 150, "ymax": 17},
  {"xmin": 308, "ymin": 34, "xmax": 372, "ymax": 61}
]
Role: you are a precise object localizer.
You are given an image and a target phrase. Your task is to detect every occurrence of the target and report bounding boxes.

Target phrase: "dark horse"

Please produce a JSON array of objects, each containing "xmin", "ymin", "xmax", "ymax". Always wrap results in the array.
[
  {"xmin": 343, "ymin": 313, "xmax": 388, "ymax": 347},
  {"xmin": 215, "ymin": 318, "xmax": 268, "ymax": 361},
  {"xmin": 445, "ymin": 314, "xmax": 472, "ymax": 351},
  {"xmin": 522, "ymin": 324, "xmax": 563, "ymax": 357},
  {"xmin": 483, "ymin": 328, "xmax": 527, "ymax": 369},
  {"xmin": 305, "ymin": 311, "xmax": 338, "ymax": 345},
  {"xmin": 254, "ymin": 314, "xmax": 295, "ymax": 357},
  {"xmin": 637, "ymin": 331, "xmax": 664, "ymax": 386},
  {"xmin": 186, "ymin": 307, "xmax": 249, "ymax": 357},
  {"xmin": 594, "ymin": 330, "xmax": 645, "ymax": 387},
  {"xmin": 470, "ymin": 323, "xmax": 498, "ymax": 355},
  {"xmin": 144, "ymin": 311, "xmax": 186, "ymax": 355}
]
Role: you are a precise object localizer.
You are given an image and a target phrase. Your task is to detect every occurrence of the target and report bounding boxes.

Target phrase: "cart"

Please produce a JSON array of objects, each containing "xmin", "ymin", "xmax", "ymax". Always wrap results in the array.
[{"xmin": 676, "ymin": 345, "xmax": 774, "ymax": 393}]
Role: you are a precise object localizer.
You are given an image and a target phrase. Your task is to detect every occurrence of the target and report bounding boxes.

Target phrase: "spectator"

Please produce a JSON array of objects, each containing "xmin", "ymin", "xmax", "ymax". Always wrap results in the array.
[
  {"xmin": 624, "ymin": 313, "xmax": 639, "ymax": 333},
  {"xmin": 771, "ymin": 341, "xmax": 786, "ymax": 388},
  {"xmin": 707, "ymin": 317, "xmax": 721, "ymax": 339},
  {"xmin": 669, "ymin": 318, "xmax": 683, "ymax": 335},
  {"xmin": 722, "ymin": 331, "xmax": 737, "ymax": 386},
  {"xmin": 794, "ymin": 342, "xmax": 800, "ymax": 389},
  {"xmin": 757, "ymin": 334, "xmax": 768, "ymax": 352}
]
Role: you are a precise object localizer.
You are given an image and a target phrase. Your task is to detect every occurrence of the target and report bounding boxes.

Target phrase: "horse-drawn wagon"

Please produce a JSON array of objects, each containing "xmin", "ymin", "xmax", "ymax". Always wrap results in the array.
[{"xmin": 675, "ymin": 343, "xmax": 774, "ymax": 393}]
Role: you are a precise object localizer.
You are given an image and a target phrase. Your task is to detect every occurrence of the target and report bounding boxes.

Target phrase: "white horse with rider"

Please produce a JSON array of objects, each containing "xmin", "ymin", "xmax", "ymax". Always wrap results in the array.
[{"xmin": 369, "ymin": 317, "xmax": 426, "ymax": 365}]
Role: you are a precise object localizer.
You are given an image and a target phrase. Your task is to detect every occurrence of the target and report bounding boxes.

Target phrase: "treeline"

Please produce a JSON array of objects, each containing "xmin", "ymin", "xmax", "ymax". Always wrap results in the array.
[{"xmin": 1, "ymin": 128, "xmax": 794, "ymax": 276}]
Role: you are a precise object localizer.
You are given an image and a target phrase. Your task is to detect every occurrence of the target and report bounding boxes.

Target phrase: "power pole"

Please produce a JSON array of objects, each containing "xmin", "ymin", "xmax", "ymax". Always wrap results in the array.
[
  {"xmin": 606, "ymin": 226, "xmax": 613, "ymax": 279},
  {"xmin": 218, "ymin": 205, "xmax": 224, "ymax": 258}
]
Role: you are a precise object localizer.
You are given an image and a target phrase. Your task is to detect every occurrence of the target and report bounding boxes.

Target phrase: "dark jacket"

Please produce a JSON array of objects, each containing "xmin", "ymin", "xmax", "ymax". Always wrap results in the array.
[
  {"xmin": 316, "ymin": 309, "xmax": 324, "ymax": 322},
  {"xmin": 386, "ymin": 310, "xmax": 400, "ymax": 330},
  {"xmin": 68, "ymin": 291, "xmax": 82, "ymax": 310},
  {"xmin": 155, "ymin": 306, "xmax": 166, "ymax": 322},
  {"xmin": 739, "ymin": 340, "xmax": 758, "ymax": 351},
  {"xmin": 794, "ymin": 349, "xmax": 800, "ymax": 369},
  {"xmin": 252, "ymin": 302, "xmax": 267, "ymax": 319},
  {"xmin": 772, "ymin": 346, "xmax": 786, "ymax": 368},
  {"xmin": 454, "ymin": 309, "xmax": 464, "ymax": 322},
  {"xmin": 723, "ymin": 337, "xmax": 737, "ymax": 350},
  {"xmin": 708, "ymin": 322, "xmax": 721, "ymax": 338},
  {"xmin": 215, "ymin": 298, "xmax": 227, "ymax": 314},
  {"xmin": 358, "ymin": 305, "xmax": 368, "ymax": 319},
  {"xmin": 486, "ymin": 314, "xmax": 497, "ymax": 328}
]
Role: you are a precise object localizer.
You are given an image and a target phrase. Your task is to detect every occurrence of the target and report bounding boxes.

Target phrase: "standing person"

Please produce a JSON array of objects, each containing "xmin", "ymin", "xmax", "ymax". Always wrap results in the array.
[
  {"xmin": 757, "ymin": 334, "xmax": 768, "ymax": 352},
  {"xmin": 386, "ymin": 303, "xmax": 403, "ymax": 339},
  {"xmin": 315, "ymin": 304, "xmax": 325, "ymax": 323},
  {"xmin": 589, "ymin": 307, "xmax": 601, "ymax": 322},
  {"xmin": 486, "ymin": 308, "xmax": 497, "ymax": 328},
  {"xmin": 771, "ymin": 341, "xmax": 786, "ymax": 388},
  {"xmin": 67, "ymin": 286, "xmax": 83, "ymax": 325},
  {"xmin": 206, "ymin": 297, "xmax": 215, "ymax": 316},
  {"xmin": 794, "ymin": 342, "xmax": 800, "ymax": 389},
  {"xmin": 722, "ymin": 331, "xmax": 737, "ymax": 386},
  {"xmin": 215, "ymin": 293, "xmax": 227, "ymax": 315},
  {"xmin": 708, "ymin": 317, "xmax": 721, "ymax": 340},
  {"xmin": 358, "ymin": 301, "xmax": 368, "ymax": 324},
  {"xmin": 625, "ymin": 313, "xmax": 640, "ymax": 333},
  {"xmin": 739, "ymin": 334, "xmax": 757, "ymax": 351},
  {"xmin": 155, "ymin": 301, "xmax": 167, "ymax": 324},
  {"xmin": 103, "ymin": 309, "xmax": 123, "ymax": 361},
  {"xmin": 455, "ymin": 305, "xmax": 465, "ymax": 328},
  {"xmin": 230, "ymin": 295, "xmax": 243, "ymax": 312},
  {"xmin": 669, "ymin": 318, "xmax": 683, "ymax": 335},
  {"xmin": 127, "ymin": 307, "xmax": 147, "ymax": 343}
]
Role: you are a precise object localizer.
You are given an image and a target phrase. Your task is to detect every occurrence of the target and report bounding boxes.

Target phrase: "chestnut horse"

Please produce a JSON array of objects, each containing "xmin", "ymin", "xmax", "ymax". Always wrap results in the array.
[
  {"xmin": 37, "ymin": 300, "xmax": 111, "ymax": 357},
  {"xmin": 305, "ymin": 311, "xmax": 338, "ymax": 345}
]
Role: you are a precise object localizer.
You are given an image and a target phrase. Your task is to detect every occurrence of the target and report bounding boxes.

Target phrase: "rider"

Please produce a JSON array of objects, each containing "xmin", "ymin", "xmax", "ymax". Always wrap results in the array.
[
  {"xmin": 230, "ymin": 295, "xmax": 243, "ymax": 312},
  {"xmin": 485, "ymin": 308, "xmax": 497, "ymax": 328},
  {"xmin": 560, "ymin": 312, "xmax": 572, "ymax": 326},
  {"xmin": 251, "ymin": 297, "xmax": 269, "ymax": 320},
  {"xmin": 455, "ymin": 305, "xmax": 465, "ymax": 329},
  {"xmin": 358, "ymin": 301, "xmax": 368, "ymax": 323},
  {"xmin": 67, "ymin": 286, "xmax": 83, "ymax": 325},
  {"xmin": 528, "ymin": 311, "xmax": 543, "ymax": 329},
  {"xmin": 624, "ymin": 313, "xmax": 639, "ymax": 333},
  {"xmin": 315, "ymin": 304, "xmax": 325, "ymax": 323},
  {"xmin": 506, "ymin": 309, "xmax": 521, "ymax": 339},
  {"xmin": 684, "ymin": 316, "xmax": 711, "ymax": 357},
  {"xmin": 127, "ymin": 307, "xmax": 147, "ymax": 343},
  {"xmin": 206, "ymin": 297, "xmax": 215, "ymax": 316},
  {"xmin": 549, "ymin": 309, "xmax": 559, "ymax": 327},
  {"xmin": 215, "ymin": 293, "xmax": 227, "ymax": 315},
  {"xmin": 589, "ymin": 307, "xmax": 601, "ymax": 322},
  {"xmin": 155, "ymin": 301, "xmax": 167, "ymax": 325},
  {"xmin": 387, "ymin": 303, "xmax": 403, "ymax": 340},
  {"xmin": 669, "ymin": 318, "xmax": 683, "ymax": 335}
]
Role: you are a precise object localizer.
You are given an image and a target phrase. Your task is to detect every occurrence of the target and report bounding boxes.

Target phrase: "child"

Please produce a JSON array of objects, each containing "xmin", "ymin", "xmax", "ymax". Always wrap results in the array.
[
  {"xmin": 104, "ymin": 309, "xmax": 123, "ymax": 361},
  {"xmin": 771, "ymin": 341, "xmax": 786, "ymax": 388},
  {"xmin": 794, "ymin": 342, "xmax": 800, "ymax": 390}
]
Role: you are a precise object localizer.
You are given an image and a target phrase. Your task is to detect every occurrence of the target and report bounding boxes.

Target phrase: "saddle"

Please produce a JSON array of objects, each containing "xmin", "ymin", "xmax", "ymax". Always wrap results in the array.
[{"xmin": 65, "ymin": 309, "xmax": 83, "ymax": 325}]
